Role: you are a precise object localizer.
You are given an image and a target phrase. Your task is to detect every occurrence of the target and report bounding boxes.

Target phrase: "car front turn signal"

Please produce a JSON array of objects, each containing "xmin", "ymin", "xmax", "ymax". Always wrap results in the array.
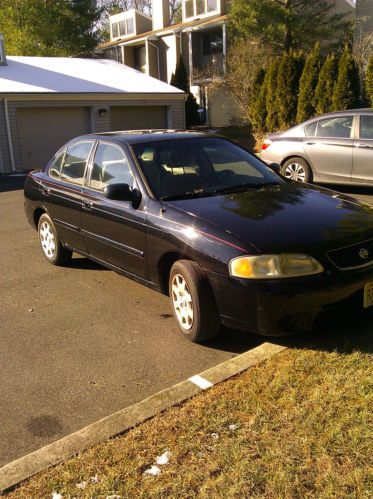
[{"xmin": 229, "ymin": 254, "xmax": 324, "ymax": 279}]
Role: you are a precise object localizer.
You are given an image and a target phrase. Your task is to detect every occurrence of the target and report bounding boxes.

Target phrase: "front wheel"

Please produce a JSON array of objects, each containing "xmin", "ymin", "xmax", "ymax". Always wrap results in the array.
[
  {"xmin": 281, "ymin": 158, "xmax": 312, "ymax": 183},
  {"xmin": 38, "ymin": 213, "xmax": 72, "ymax": 266},
  {"xmin": 169, "ymin": 260, "xmax": 221, "ymax": 343}
]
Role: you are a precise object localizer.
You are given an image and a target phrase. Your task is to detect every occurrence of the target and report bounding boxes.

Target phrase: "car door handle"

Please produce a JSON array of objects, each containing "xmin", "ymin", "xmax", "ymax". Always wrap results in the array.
[
  {"xmin": 41, "ymin": 186, "xmax": 51, "ymax": 196},
  {"xmin": 306, "ymin": 142, "xmax": 315, "ymax": 145},
  {"xmin": 82, "ymin": 201, "xmax": 93, "ymax": 211},
  {"xmin": 356, "ymin": 143, "xmax": 371, "ymax": 149}
]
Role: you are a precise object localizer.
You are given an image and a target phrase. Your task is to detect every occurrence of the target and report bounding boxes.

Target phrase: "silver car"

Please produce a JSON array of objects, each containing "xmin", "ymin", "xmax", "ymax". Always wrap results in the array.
[{"xmin": 260, "ymin": 109, "xmax": 373, "ymax": 186}]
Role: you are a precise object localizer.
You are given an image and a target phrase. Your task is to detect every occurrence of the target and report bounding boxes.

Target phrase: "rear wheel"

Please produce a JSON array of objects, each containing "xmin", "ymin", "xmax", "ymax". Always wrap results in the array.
[
  {"xmin": 38, "ymin": 213, "xmax": 72, "ymax": 266},
  {"xmin": 169, "ymin": 260, "xmax": 221, "ymax": 343},
  {"xmin": 281, "ymin": 158, "xmax": 312, "ymax": 183}
]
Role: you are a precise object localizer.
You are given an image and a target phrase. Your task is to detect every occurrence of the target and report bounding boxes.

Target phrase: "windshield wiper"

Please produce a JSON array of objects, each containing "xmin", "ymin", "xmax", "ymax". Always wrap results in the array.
[
  {"xmin": 160, "ymin": 188, "xmax": 212, "ymax": 202},
  {"xmin": 212, "ymin": 181, "xmax": 280, "ymax": 196}
]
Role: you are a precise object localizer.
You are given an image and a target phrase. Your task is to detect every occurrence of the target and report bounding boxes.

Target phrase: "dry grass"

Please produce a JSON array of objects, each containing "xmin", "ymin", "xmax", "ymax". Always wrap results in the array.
[{"xmin": 7, "ymin": 328, "xmax": 373, "ymax": 498}]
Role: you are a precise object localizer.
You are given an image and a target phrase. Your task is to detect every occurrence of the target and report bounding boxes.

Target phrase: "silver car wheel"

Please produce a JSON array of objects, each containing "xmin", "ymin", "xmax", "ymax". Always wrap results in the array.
[
  {"xmin": 284, "ymin": 162, "xmax": 306, "ymax": 182},
  {"xmin": 171, "ymin": 273, "xmax": 194, "ymax": 330},
  {"xmin": 39, "ymin": 220, "xmax": 56, "ymax": 259}
]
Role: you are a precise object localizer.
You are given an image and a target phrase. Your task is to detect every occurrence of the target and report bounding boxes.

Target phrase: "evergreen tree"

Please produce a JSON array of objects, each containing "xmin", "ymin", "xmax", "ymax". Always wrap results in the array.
[
  {"xmin": 229, "ymin": 0, "xmax": 351, "ymax": 54},
  {"xmin": 250, "ymin": 68, "xmax": 267, "ymax": 133},
  {"xmin": 0, "ymin": 0, "xmax": 103, "ymax": 56},
  {"xmin": 333, "ymin": 46, "xmax": 360, "ymax": 110},
  {"xmin": 265, "ymin": 58, "xmax": 280, "ymax": 131},
  {"xmin": 365, "ymin": 55, "xmax": 373, "ymax": 107},
  {"xmin": 170, "ymin": 56, "xmax": 200, "ymax": 127},
  {"xmin": 313, "ymin": 53, "xmax": 339, "ymax": 115},
  {"xmin": 276, "ymin": 52, "xmax": 304, "ymax": 129},
  {"xmin": 297, "ymin": 43, "xmax": 322, "ymax": 122}
]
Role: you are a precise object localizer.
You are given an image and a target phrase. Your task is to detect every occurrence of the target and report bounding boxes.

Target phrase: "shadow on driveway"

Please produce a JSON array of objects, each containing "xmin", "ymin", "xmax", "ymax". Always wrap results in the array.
[{"xmin": 0, "ymin": 174, "xmax": 26, "ymax": 193}]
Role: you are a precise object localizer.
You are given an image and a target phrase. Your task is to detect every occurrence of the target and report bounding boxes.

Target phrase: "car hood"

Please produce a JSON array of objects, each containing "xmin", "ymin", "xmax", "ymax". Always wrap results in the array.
[{"xmin": 166, "ymin": 183, "xmax": 373, "ymax": 255}]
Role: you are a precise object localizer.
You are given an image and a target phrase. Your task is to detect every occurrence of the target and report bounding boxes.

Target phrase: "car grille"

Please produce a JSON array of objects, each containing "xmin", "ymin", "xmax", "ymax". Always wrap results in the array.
[{"xmin": 327, "ymin": 238, "xmax": 373, "ymax": 270}]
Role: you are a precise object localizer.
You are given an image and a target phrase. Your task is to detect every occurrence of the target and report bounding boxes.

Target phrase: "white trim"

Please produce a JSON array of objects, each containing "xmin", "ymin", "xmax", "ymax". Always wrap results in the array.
[{"xmin": 4, "ymin": 98, "xmax": 16, "ymax": 172}]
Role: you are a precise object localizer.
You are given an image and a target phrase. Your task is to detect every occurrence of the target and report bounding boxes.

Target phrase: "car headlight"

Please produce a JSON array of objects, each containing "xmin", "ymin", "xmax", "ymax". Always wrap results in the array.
[{"xmin": 229, "ymin": 254, "xmax": 324, "ymax": 279}]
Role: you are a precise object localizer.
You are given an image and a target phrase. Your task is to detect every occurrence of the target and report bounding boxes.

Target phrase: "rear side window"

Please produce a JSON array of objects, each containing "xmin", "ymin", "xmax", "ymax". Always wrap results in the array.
[
  {"xmin": 360, "ymin": 115, "xmax": 373, "ymax": 139},
  {"xmin": 49, "ymin": 152, "xmax": 65, "ymax": 179},
  {"xmin": 304, "ymin": 121, "xmax": 317, "ymax": 137},
  {"xmin": 60, "ymin": 141, "xmax": 94, "ymax": 186},
  {"xmin": 315, "ymin": 116, "xmax": 353, "ymax": 139},
  {"xmin": 89, "ymin": 143, "xmax": 135, "ymax": 191}
]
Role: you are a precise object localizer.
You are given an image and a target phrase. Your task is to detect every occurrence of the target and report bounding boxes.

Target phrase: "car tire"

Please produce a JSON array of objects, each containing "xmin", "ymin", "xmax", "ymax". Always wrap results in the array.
[
  {"xmin": 169, "ymin": 260, "xmax": 221, "ymax": 343},
  {"xmin": 38, "ymin": 213, "xmax": 72, "ymax": 266},
  {"xmin": 281, "ymin": 158, "xmax": 312, "ymax": 183}
]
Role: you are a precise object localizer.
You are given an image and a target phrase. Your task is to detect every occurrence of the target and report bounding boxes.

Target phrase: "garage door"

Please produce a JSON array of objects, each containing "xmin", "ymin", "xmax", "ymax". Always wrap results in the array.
[
  {"xmin": 17, "ymin": 107, "xmax": 91, "ymax": 170},
  {"xmin": 111, "ymin": 106, "xmax": 167, "ymax": 131}
]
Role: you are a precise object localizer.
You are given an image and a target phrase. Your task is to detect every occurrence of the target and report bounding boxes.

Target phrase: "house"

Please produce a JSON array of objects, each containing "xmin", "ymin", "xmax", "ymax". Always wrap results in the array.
[
  {"xmin": 96, "ymin": 0, "xmax": 234, "ymax": 127},
  {"xmin": 96, "ymin": 0, "xmax": 359, "ymax": 128},
  {"xmin": 0, "ymin": 35, "xmax": 186, "ymax": 174}
]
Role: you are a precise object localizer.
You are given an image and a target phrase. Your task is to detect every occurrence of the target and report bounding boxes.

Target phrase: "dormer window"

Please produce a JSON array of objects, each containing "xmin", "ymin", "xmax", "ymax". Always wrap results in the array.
[
  {"xmin": 109, "ymin": 9, "xmax": 151, "ymax": 41},
  {"xmin": 184, "ymin": 0, "xmax": 219, "ymax": 21}
]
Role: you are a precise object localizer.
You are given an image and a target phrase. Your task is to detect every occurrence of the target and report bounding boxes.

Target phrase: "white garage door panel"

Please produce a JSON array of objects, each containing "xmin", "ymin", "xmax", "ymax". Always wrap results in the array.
[
  {"xmin": 17, "ymin": 107, "xmax": 91, "ymax": 170},
  {"xmin": 111, "ymin": 106, "xmax": 167, "ymax": 131}
]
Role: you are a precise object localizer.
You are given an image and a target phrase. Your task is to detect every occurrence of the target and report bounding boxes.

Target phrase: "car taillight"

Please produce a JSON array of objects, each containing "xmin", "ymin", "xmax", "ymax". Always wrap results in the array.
[{"xmin": 262, "ymin": 139, "xmax": 272, "ymax": 151}]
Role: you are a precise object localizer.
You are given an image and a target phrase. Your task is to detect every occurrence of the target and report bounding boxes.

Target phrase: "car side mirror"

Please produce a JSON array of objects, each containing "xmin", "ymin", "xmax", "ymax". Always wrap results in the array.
[
  {"xmin": 104, "ymin": 183, "xmax": 141, "ymax": 207},
  {"xmin": 268, "ymin": 162, "xmax": 281, "ymax": 175}
]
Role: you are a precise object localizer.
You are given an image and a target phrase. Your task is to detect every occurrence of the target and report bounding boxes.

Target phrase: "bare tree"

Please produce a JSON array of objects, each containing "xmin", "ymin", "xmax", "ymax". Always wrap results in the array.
[{"xmin": 225, "ymin": 40, "xmax": 269, "ymax": 125}]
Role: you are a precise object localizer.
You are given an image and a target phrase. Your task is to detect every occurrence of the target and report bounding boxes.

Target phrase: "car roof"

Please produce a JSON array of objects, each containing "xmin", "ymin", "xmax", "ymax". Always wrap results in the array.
[{"xmin": 74, "ymin": 130, "xmax": 215, "ymax": 145}]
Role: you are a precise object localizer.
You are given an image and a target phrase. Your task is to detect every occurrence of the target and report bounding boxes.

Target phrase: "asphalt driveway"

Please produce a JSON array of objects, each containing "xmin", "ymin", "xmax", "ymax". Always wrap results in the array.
[
  {"xmin": 1, "ymin": 175, "xmax": 372, "ymax": 468},
  {"xmin": 0, "ymin": 176, "xmax": 265, "ymax": 467}
]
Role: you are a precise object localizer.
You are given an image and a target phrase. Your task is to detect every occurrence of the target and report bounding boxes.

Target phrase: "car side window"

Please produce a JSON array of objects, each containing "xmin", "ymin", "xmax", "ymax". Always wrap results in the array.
[
  {"xmin": 49, "ymin": 151, "xmax": 65, "ymax": 179},
  {"xmin": 315, "ymin": 116, "xmax": 353, "ymax": 139},
  {"xmin": 304, "ymin": 121, "xmax": 317, "ymax": 137},
  {"xmin": 89, "ymin": 143, "xmax": 135, "ymax": 191},
  {"xmin": 359, "ymin": 115, "xmax": 373, "ymax": 140},
  {"xmin": 60, "ymin": 141, "xmax": 94, "ymax": 186}
]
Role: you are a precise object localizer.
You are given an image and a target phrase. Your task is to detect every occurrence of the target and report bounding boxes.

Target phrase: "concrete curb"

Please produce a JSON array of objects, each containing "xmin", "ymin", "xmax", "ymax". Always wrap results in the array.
[{"xmin": 0, "ymin": 342, "xmax": 286, "ymax": 493}]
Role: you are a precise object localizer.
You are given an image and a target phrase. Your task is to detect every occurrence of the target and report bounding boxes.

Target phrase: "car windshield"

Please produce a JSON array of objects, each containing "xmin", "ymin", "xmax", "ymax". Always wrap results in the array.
[{"xmin": 132, "ymin": 137, "xmax": 282, "ymax": 200}]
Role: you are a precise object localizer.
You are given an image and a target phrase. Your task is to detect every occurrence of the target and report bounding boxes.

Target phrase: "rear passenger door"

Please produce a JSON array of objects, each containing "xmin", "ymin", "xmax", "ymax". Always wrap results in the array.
[
  {"xmin": 352, "ymin": 114, "xmax": 373, "ymax": 184},
  {"xmin": 43, "ymin": 140, "xmax": 95, "ymax": 252},
  {"xmin": 80, "ymin": 141, "xmax": 148, "ymax": 278},
  {"xmin": 303, "ymin": 115, "xmax": 354, "ymax": 183}
]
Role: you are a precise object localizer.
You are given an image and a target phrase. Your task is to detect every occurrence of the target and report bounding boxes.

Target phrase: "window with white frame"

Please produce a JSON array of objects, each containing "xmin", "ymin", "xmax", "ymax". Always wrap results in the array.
[
  {"xmin": 111, "ymin": 13, "xmax": 135, "ymax": 40},
  {"xmin": 184, "ymin": 0, "xmax": 219, "ymax": 20}
]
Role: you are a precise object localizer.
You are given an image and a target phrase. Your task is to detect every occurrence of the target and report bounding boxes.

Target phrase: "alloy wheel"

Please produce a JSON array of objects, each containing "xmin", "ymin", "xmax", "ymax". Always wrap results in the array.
[
  {"xmin": 171, "ymin": 273, "xmax": 194, "ymax": 330},
  {"xmin": 284, "ymin": 162, "xmax": 306, "ymax": 182},
  {"xmin": 39, "ymin": 221, "xmax": 56, "ymax": 259}
]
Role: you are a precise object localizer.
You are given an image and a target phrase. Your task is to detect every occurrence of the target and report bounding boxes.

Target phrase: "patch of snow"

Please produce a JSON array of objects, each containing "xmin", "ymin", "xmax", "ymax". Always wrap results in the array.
[
  {"xmin": 228, "ymin": 424, "xmax": 238, "ymax": 431},
  {"xmin": 156, "ymin": 450, "xmax": 171, "ymax": 465},
  {"xmin": 143, "ymin": 465, "xmax": 162, "ymax": 476},
  {"xmin": 76, "ymin": 481, "xmax": 87, "ymax": 489},
  {"xmin": 52, "ymin": 493, "xmax": 63, "ymax": 499}
]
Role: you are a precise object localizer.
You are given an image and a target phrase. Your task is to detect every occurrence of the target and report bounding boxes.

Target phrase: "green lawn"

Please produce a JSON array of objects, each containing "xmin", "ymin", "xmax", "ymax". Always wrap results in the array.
[{"xmin": 8, "ymin": 323, "xmax": 373, "ymax": 498}]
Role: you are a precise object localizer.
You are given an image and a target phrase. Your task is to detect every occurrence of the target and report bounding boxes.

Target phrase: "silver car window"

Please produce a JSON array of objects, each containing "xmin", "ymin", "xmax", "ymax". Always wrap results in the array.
[
  {"xmin": 304, "ymin": 122, "xmax": 317, "ymax": 137},
  {"xmin": 360, "ymin": 115, "xmax": 373, "ymax": 140},
  {"xmin": 315, "ymin": 116, "xmax": 353, "ymax": 139}
]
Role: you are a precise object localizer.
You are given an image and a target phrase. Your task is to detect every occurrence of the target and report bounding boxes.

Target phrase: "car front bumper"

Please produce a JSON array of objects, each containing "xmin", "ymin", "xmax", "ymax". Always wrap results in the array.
[{"xmin": 205, "ymin": 267, "xmax": 373, "ymax": 336}]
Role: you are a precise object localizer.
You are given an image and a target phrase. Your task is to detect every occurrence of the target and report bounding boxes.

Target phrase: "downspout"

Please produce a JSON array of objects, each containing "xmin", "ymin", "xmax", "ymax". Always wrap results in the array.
[{"xmin": 4, "ymin": 98, "xmax": 16, "ymax": 172}]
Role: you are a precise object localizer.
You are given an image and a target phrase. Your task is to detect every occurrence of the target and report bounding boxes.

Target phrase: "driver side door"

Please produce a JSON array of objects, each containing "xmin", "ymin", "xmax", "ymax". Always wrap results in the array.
[{"xmin": 80, "ymin": 141, "xmax": 148, "ymax": 278}]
